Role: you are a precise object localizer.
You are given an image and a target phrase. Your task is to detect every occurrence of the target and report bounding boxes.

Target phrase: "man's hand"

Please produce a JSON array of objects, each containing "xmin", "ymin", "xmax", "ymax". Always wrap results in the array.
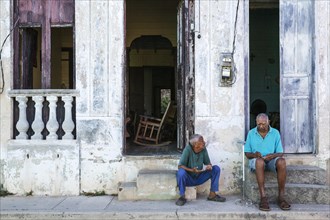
[
  {"xmin": 255, "ymin": 151, "xmax": 262, "ymax": 158},
  {"xmin": 205, "ymin": 164, "xmax": 212, "ymax": 171},
  {"xmin": 192, "ymin": 167, "xmax": 204, "ymax": 173},
  {"xmin": 263, "ymin": 153, "xmax": 283, "ymax": 162},
  {"xmin": 262, "ymin": 154, "xmax": 273, "ymax": 162}
]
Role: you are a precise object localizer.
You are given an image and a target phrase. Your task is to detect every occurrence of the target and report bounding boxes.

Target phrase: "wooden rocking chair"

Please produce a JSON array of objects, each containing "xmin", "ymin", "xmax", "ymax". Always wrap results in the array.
[{"xmin": 134, "ymin": 101, "xmax": 176, "ymax": 146}]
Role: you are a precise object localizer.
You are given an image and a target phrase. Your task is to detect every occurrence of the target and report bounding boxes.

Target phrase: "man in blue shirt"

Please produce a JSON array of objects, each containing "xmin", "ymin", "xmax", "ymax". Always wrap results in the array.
[
  {"xmin": 176, "ymin": 134, "xmax": 226, "ymax": 206},
  {"xmin": 245, "ymin": 113, "xmax": 291, "ymax": 211}
]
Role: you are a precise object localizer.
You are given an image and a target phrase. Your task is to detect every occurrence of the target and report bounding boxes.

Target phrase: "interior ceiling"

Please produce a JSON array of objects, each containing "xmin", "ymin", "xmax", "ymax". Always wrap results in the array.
[
  {"xmin": 250, "ymin": 0, "xmax": 279, "ymax": 9},
  {"xmin": 126, "ymin": 0, "xmax": 177, "ymax": 47}
]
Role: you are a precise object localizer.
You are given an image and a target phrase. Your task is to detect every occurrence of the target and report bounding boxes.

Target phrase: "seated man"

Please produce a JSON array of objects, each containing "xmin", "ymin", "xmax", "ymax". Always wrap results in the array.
[
  {"xmin": 244, "ymin": 113, "xmax": 291, "ymax": 211},
  {"xmin": 176, "ymin": 134, "xmax": 226, "ymax": 206}
]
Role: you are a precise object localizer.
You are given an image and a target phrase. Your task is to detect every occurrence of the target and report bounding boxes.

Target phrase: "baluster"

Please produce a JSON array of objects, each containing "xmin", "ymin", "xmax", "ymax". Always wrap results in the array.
[
  {"xmin": 16, "ymin": 96, "xmax": 29, "ymax": 139},
  {"xmin": 46, "ymin": 96, "xmax": 59, "ymax": 140},
  {"xmin": 62, "ymin": 96, "xmax": 74, "ymax": 139},
  {"xmin": 31, "ymin": 96, "xmax": 44, "ymax": 139}
]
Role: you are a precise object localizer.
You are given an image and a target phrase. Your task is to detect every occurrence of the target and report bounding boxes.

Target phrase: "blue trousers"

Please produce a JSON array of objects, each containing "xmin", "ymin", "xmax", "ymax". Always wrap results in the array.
[{"xmin": 177, "ymin": 165, "xmax": 221, "ymax": 196}]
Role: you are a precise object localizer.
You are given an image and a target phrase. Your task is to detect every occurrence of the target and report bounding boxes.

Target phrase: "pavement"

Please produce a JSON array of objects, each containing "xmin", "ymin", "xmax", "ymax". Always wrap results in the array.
[{"xmin": 0, "ymin": 195, "xmax": 329, "ymax": 220}]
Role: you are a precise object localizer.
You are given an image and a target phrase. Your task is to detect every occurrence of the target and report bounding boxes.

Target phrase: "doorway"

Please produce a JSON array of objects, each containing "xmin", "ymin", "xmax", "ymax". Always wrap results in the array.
[
  {"xmin": 125, "ymin": 0, "xmax": 179, "ymax": 156},
  {"xmin": 249, "ymin": 0, "xmax": 315, "ymax": 154},
  {"xmin": 249, "ymin": 1, "xmax": 280, "ymax": 131}
]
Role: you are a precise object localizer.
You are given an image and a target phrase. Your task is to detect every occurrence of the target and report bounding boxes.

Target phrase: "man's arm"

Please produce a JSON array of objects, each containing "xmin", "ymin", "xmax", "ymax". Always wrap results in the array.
[
  {"xmin": 245, "ymin": 152, "xmax": 283, "ymax": 161},
  {"xmin": 245, "ymin": 151, "xmax": 262, "ymax": 159},
  {"xmin": 178, "ymin": 165, "xmax": 204, "ymax": 174}
]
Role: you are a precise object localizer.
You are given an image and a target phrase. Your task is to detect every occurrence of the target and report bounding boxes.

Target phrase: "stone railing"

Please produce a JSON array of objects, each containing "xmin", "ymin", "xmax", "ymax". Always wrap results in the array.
[{"xmin": 8, "ymin": 89, "xmax": 79, "ymax": 140}]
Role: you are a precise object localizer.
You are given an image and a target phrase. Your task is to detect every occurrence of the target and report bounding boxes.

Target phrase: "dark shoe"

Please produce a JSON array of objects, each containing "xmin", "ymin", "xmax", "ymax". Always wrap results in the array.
[
  {"xmin": 278, "ymin": 197, "xmax": 291, "ymax": 210},
  {"xmin": 259, "ymin": 197, "xmax": 270, "ymax": 211},
  {"xmin": 175, "ymin": 196, "xmax": 187, "ymax": 206},
  {"xmin": 207, "ymin": 194, "xmax": 226, "ymax": 202}
]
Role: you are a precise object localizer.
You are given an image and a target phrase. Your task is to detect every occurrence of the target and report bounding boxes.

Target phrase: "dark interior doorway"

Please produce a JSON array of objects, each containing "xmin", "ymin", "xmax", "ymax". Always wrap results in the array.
[
  {"xmin": 249, "ymin": 1, "xmax": 280, "ymax": 131},
  {"xmin": 125, "ymin": 0, "xmax": 179, "ymax": 156}
]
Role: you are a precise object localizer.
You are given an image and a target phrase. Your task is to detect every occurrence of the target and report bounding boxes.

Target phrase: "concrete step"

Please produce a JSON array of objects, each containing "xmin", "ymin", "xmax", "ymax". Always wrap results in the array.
[
  {"xmin": 136, "ymin": 169, "xmax": 177, "ymax": 200},
  {"xmin": 245, "ymin": 165, "xmax": 327, "ymax": 185},
  {"xmin": 118, "ymin": 169, "xmax": 198, "ymax": 201},
  {"xmin": 118, "ymin": 182, "xmax": 137, "ymax": 201},
  {"xmin": 245, "ymin": 183, "xmax": 330, "ymax": 204}
]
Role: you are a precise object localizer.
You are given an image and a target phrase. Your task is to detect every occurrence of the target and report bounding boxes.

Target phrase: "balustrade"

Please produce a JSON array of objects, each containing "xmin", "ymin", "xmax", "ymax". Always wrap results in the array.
[{"xmin": 8, "ymin": 90, "xmax": 78, "ymax": 140}]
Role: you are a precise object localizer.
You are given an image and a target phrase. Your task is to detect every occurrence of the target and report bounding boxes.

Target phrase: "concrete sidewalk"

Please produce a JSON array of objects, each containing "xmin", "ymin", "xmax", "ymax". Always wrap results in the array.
[{"xmin": 0, "ymin": 195, "xmax": 329, "ymax": 220}]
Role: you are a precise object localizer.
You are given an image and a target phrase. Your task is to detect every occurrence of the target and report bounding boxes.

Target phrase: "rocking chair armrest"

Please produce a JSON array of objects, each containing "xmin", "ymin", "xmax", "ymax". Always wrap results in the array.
[
  {"xmin": 139, "ymin": 115, "xmax": 162, "ymax": 122},
  {"xmin": 139, "ymin": 121, "xmax": 162, "ymax": 127}
]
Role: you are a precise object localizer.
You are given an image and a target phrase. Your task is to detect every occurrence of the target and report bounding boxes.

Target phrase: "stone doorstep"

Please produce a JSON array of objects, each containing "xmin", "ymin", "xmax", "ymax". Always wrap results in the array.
[
  {"xmin": 284, "ymin": 154, "xmax": 320, "ymax": 167},
  {"xmin": 244, "ymin": 165, "xmax": 330, "ymax": 205},
  {"xmin": 245, "ymin": 165, "xmax": 327, "ymax": 185},
  {"xmin": 118, "ymin": 181, "xmax": 197, "ymax": 201},
  {"xmin": 137, "ymin": 169, "xmax": 177, "ymax": 194},
  {"xmin": 245, "ymin": 182, "xmax": 330, "ymax": 204},
  {"xmin": 118, "ymin": 169, "xmax": 204, "ymax": 201},
  {"xmin": 118, "ymin": 169, "xmax": 217, "ymax": 201}
]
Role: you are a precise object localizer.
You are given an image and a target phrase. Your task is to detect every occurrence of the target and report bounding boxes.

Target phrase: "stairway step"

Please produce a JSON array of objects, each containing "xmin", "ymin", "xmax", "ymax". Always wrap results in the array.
[
  {"xmin": 136, "ymin": 169, "xmax": 177, "ymax": 200},
  {"xmin": 118, "ymin": 182, "xmax": 137, "ymax": 201},
  {"xmin": 137, "ymin": 169, "xmax": 177, "ymax": 193},
  {"xmin": 245, "ymin": 183, "xmax": 330, "ymax": 205},
  {"xmin": 118, "ymin": 170, "xmax": 200, "ymax": 201},
  {"xmin": 245, "ymin": 165, "xmax": 327, "ymax": 185}
]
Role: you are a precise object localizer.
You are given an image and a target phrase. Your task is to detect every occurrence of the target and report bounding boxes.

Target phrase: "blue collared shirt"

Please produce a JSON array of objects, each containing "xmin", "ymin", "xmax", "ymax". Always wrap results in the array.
[{"xmin": 244, "ymin": 126, "xmax": 283, "ymax": 157}]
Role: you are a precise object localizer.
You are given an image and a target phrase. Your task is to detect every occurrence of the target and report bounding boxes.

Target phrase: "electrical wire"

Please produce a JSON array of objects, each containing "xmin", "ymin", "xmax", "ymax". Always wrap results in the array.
[
  {"xmin": 224, "ymin": 0, "xmax": 240, "ymax": 86},
  {"xmin": 0, "ymin": 18, "xmax": 19, "ymax": 94}
]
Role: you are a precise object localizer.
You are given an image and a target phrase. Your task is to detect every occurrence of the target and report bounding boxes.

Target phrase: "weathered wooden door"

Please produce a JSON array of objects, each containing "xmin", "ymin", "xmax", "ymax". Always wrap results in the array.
[
  {"xmin": 280, "ymin": 0, "xmax": 315, "ymax": 153},
  {"xmin": 177, "ymin": 0, "xmax": 195, "ymax": 150}
]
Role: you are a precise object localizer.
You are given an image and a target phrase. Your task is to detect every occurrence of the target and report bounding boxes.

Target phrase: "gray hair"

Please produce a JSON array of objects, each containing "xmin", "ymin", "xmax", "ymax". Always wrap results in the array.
[
  {"xmin": 256, "ymin": 113, "xmax": 269, "ymax": 122},
  {"xmin": 189, "ymin": 134, "xmax": 203, "ymax": 146}
]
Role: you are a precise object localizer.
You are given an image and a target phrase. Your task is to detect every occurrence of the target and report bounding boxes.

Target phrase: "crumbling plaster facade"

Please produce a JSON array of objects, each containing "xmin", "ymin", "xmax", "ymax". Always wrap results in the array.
[{"xmin": 0, "ymin": 0, "xmax": 329, "ymax": 196}]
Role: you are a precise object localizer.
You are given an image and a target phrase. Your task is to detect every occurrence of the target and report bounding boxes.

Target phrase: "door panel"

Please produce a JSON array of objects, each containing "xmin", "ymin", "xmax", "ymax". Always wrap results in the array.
[{"xmin": 280, "ymin": 0, "xmax": 314, "ymax": 153}]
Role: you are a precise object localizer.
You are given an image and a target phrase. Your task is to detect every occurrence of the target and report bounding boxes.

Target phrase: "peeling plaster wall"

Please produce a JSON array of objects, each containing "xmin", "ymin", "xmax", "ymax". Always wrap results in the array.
[
  {"xmin": 75, "ymin": 0, "xmax": 125, "ymax": 194},
  {"xmin": 5, "ymin": 141, "xmax": 79, "ymax": 195},
  {"xmin": 0, "ymin": 0, "xmax": 12, "ymax": 190},
  {"xmin": 194, "ymin": 0, "xmax": 246, "ymax": 194}
]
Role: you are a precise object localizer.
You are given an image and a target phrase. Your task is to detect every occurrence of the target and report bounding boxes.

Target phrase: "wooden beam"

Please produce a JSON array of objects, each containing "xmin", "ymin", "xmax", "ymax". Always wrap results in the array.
[{"xmin": 41, "ymin": 0, "xmax": 51, "ymax": 89}]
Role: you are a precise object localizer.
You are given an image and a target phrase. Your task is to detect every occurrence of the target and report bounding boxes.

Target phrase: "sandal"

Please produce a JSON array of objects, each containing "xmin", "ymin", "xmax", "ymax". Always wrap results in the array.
[
  {"xmin": 207, "ymin": 194, "xmax": 226, "ymax": 202},
  {"xmin": 175, "ymin": 196, "xmax": 187, "ymax": 206},
  {"xmin": 278, "ymin": 197, "xmax": 291, "ymax": 210},
  {"xmin": 259, "ymin": 197, "xmax": 270, "ymax": 211}
]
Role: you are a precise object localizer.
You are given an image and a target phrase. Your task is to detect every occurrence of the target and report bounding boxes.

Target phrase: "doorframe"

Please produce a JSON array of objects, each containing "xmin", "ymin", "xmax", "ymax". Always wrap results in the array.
[
  {"xmin": 177, "ymin": 0, "xmax": 195, "ymax": 150},
  {"xmin": 244, "ymin": 0, "xmax": 250, "ymax": 139}
]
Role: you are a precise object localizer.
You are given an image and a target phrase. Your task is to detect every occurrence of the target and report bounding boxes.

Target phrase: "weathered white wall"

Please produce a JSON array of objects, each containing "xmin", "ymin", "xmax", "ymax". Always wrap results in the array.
[
  {"xmin": 75, "ymin": 0, "xmax": 125, "ymax": 194},
  {"xmin": 6, "ymin": 141, "xmax": 79, "ymax": 195},
  {"xmin": 0, "ymin": 0, "xmax": 13, "ymax": 190},
  {"xmin": 194, "ymin": 0, "xmax": 246, "ymax": 194},
  {"xmin": 315, "ymin": 0, "xmax": 330, "ymax": 170}
]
